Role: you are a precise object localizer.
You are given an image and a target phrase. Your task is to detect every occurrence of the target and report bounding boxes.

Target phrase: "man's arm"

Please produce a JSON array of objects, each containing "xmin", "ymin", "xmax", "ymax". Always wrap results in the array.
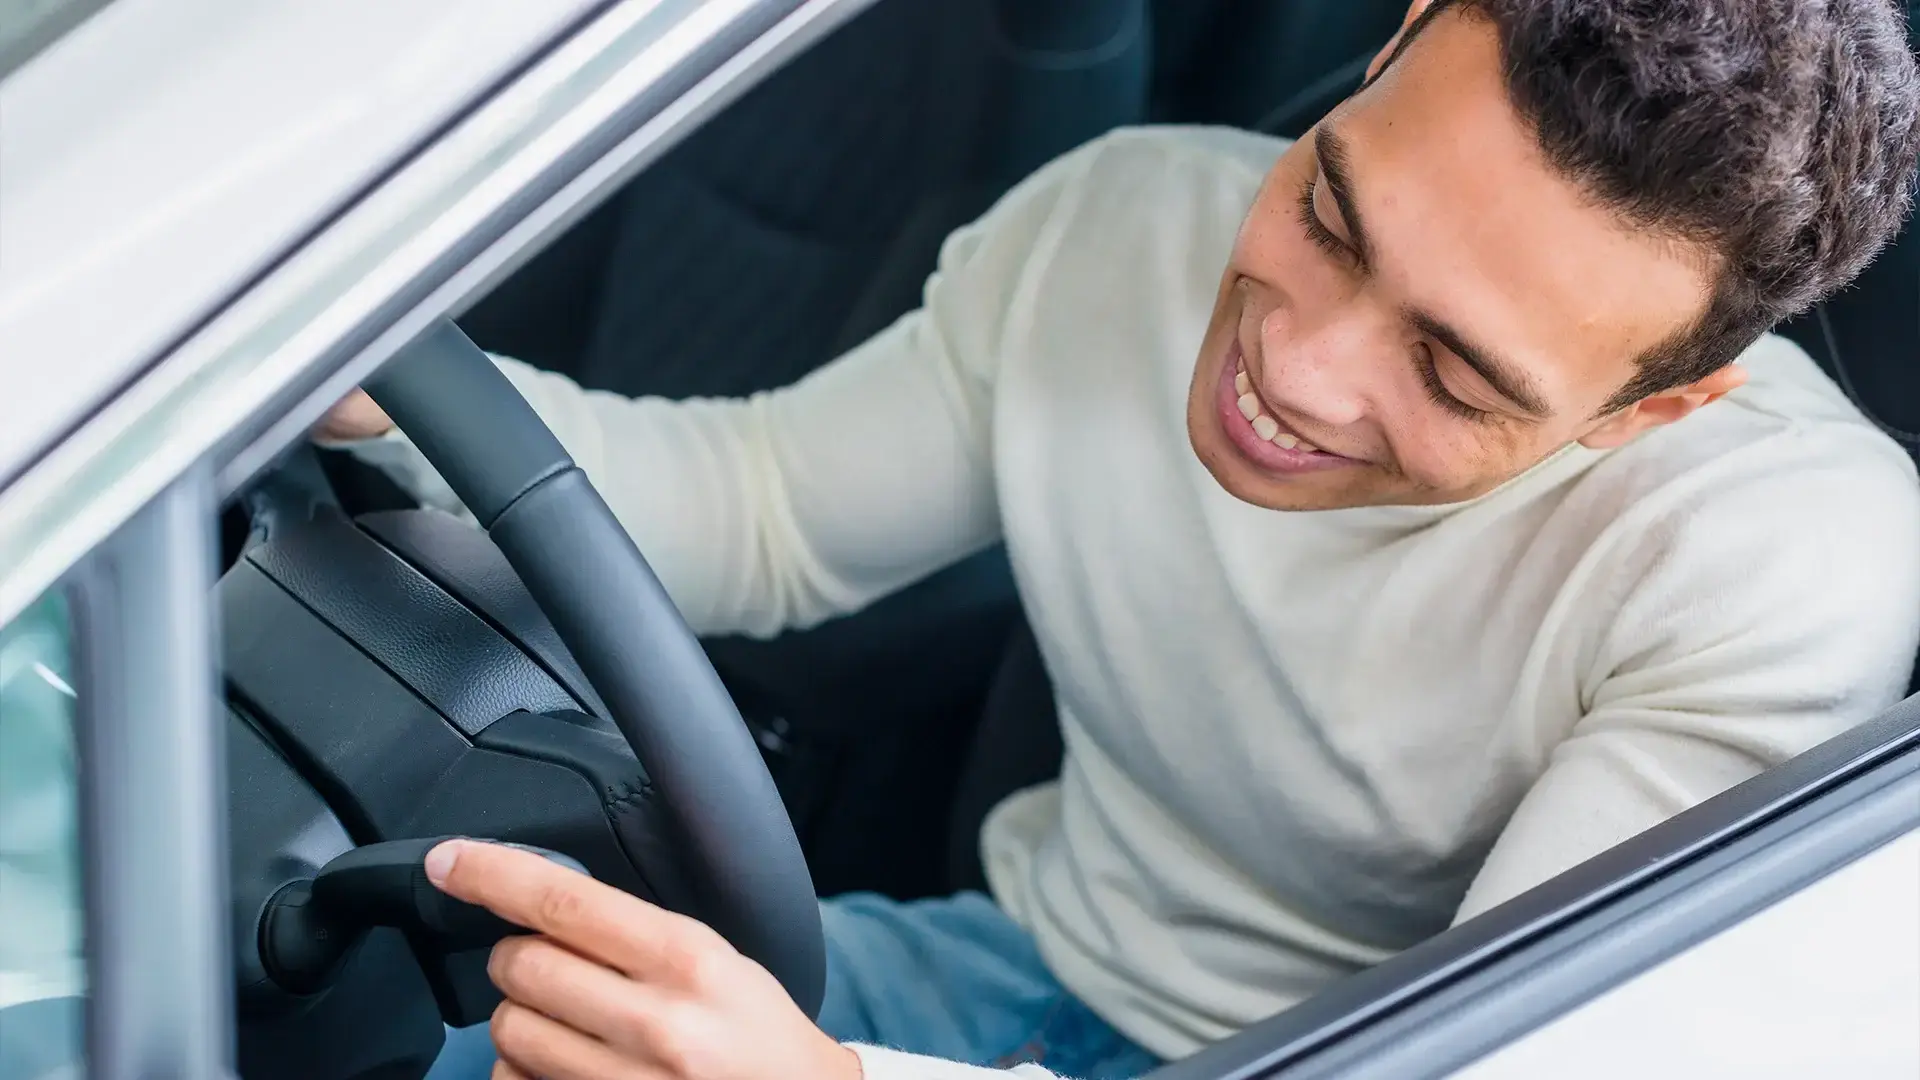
[
  {"xmin": 337, "ymin": 143, "xmax": 1098, "ymax": 639},
  {"xmin": 1454, "ymin": 435, "xmax": 1920, "ymax": 922}
]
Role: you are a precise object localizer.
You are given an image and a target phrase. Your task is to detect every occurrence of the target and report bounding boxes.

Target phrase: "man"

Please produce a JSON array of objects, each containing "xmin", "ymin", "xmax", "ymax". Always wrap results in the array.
[{"xmin": 325, "ymin": 0, "xmax": 1920, "ymax": 1077}]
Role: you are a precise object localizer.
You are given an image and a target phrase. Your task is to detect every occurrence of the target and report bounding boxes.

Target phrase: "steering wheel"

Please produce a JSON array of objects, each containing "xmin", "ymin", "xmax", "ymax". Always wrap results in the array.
[{"xmin": 345, "ymin": 319, "xmax": 823, "ymax": 1013}]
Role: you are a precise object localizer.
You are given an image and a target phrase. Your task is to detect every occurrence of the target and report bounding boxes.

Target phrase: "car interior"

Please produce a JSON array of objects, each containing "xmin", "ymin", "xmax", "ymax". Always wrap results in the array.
[{"xmin": 196, "ymin": 1, "xmax": 1918, "ymax": 1077}]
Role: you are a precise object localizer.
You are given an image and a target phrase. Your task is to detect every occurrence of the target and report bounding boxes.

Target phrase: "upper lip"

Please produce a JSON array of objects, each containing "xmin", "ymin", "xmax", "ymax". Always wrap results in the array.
[
  {"xmin": 1237, "ymin": 342, "xmax": 1342, "ymax": 457},
  {"xmin": 1238, "ymin": 340, "xmax": 1284, "ymax": 416}
]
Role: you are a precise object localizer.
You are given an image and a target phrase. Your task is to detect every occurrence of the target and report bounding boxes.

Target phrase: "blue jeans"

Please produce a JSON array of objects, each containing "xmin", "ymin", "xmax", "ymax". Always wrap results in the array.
[{"xmin": 428, "ymin": 891, "xmax": 1159, "ymax": 1079}]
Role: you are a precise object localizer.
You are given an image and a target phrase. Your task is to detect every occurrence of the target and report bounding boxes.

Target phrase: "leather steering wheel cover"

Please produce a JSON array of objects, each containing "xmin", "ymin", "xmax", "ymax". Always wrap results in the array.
[{"xmin": 364, "ymin": 321, "xmax": 825, "ymax": 1016}]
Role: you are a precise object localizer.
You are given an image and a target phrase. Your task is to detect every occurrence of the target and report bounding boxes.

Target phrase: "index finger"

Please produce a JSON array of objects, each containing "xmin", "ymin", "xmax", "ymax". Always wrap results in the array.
[{"xmin": 426, "ymin": 839, "xmax": 687, "ymax": 975}]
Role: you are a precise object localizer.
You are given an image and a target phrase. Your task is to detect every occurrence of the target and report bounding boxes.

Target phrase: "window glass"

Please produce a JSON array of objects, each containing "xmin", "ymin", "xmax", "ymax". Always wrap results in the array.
[
  {"xmin": 0, "ymin": 592, "xmax": 85, "ymax": 1080},
  {"xmin": 0, "ymin": 0, "xmax": 108, "ymax": 72}
]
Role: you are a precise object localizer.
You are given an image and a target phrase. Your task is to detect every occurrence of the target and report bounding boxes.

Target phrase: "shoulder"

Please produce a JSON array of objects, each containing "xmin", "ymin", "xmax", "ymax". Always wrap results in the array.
[
  {"xmin": 981, "ymin": 125, "xmax": 1285, "ymax": 264},
  {"xmin": 1581, "ymin": 332, "xmax": 1917, "ymax": 545},
  {"xmin": 1069, "ymin": 124, "xmax": 1292, "ymax": 178},
  {"xmin": 963, "ymin": 127, "xmax": 1282, "ymax": 348},
  {"xmin": 934, "ymin": 125, "xmax": 1280, "ymax": 277},
  {"xmin": 1032, "ymin": 124, "xmax": 1288, "ymax": 189},
  {"xmin": 1046, "ymin": 124, "xmax": 1284, "ymax": 227},
  {"xmin": 1566, "ymin": 338, "xmax": 1920, "ymax": 700}
]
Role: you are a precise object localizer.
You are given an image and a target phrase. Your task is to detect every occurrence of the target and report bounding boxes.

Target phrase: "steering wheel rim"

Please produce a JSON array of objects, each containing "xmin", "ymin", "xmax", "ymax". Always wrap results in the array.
[{"xmin": 363, "ymin": 319, "xmax": 824, "ymax": 1016}]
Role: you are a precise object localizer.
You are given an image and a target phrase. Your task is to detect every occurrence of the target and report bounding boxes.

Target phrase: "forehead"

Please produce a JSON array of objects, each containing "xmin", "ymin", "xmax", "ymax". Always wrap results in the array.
[{"xmin": 1331, "ymin": 12, "xmax": 1710, "ymax": 402}]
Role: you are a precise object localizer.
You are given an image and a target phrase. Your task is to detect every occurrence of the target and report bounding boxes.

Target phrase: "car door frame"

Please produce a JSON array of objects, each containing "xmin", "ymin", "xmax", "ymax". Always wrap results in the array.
[{"xmin": 0, "ymin": 2, "xmax": 880, "ymax": 1076}]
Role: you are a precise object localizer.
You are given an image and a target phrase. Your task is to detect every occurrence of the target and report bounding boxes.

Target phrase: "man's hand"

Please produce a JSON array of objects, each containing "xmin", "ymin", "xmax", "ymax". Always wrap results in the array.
[
  {"xmin": 1367, "ymin": 0, "xmax": 1436, "ymax": 81},
  {"xmin": 425, "ymin": 839, "xmax": 861, "ymax": 1080},
  {"xmin": 313, "ymin": 389, "xmax": 395, "ymax": 442}
]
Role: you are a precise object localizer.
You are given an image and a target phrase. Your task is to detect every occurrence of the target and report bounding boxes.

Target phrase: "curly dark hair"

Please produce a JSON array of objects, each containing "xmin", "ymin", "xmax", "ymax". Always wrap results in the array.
[{"xmin": 1385, "ymin": 0, "xmax": 1920, "ymax": 409}]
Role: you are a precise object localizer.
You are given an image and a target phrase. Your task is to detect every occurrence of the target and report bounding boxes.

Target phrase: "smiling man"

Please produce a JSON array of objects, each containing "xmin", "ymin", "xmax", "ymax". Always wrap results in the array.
[{"xmin": 328, "ymin": 1, "xmax": 1920, "ymax": 1078}]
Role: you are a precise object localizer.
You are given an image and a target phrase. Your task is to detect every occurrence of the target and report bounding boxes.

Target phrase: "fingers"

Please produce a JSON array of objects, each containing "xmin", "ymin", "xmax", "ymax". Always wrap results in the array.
[
  {"xmin": 491, "ymin": 1000, "xmax": 656, "ymax": 1080},
  {"xmin": 489, "ymin": 936, "xmax": 664, "ymax": 1054},
  {"xmin": 428, "ymin": 840, "xmax": 724, "ymax": 978},
  {"xmin": 450, "ymin": 843, "xmax": 849, "ymax": 1080},
  {"xmin": 489, "ymin": 1060, "xmax": 533, "ymax": 1080},
  {"xmin": 313, "ymin": 388, "xmax": 395, "ymax": 442}
]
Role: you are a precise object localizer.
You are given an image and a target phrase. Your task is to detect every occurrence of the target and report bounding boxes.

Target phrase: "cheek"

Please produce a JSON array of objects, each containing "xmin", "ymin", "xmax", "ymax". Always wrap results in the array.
[
  {"xmin": 1379, "ymin": 407, "xmax": 1539, "ymax": 491},
  {"xmin": 1236, "ymin": 296, "xmax": 1265, "ymax": 349},
  {"xmin": 1233, "ymin": 185, "xmax": 1342, "ymax": 298}
]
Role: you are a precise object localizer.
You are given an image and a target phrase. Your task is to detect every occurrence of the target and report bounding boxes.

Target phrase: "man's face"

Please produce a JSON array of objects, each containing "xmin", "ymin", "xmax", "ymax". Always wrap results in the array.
[{"xmin": 1186, "ymin": 11, "xmax": 1720, "ymax": 511}]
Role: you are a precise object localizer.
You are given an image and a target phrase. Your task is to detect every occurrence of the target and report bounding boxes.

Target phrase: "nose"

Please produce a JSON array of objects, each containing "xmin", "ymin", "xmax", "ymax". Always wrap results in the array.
[{"xmin": 1254, "ymin": 302, "xmax": 1387, "ymax": 429}]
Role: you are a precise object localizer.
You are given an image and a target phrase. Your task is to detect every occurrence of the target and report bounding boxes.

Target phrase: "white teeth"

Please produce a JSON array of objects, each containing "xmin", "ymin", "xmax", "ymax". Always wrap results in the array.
[{"xmin": 1234, "ymin": 376, "xmax": 1324, "ymax": 454}]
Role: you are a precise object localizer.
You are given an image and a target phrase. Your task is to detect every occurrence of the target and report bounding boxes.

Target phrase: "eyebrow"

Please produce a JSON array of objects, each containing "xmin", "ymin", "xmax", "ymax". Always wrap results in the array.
[
  {"xmin": 1313, "ymin": 127, "xmax": 1378, "ymax": 274},
  {"xmin": 1313, "ymin": 126, "xmax": 1554, "ymax": 420}
]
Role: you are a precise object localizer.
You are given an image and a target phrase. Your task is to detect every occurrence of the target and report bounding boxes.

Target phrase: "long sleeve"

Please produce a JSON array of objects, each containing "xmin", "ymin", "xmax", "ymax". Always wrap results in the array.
[
  {"xmin": 1453, "ymin": 429, "xmax": 1920, "ymax": 922},
  {"xmin": 850, "ymin": 1045, "xmax": 1063, "ymax": 1080},
  {"xmin": 347, "ymin": 143, "xmax": 1098, "ymax": 638}
]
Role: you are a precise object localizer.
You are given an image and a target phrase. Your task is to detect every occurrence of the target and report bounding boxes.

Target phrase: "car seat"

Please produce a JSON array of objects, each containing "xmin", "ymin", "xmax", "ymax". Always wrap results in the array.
[
  {"xmin": 1146, "ymin": 0, "xmax": 1407, "ymax": 135},
  {"xmin": 461, "ymin": 0, "xmax": 1154, "ymax": 395}
]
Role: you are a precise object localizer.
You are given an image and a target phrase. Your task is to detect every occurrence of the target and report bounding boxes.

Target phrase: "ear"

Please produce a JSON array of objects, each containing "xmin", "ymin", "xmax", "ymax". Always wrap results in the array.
[
  {"xmin": 1578, "ymin": 365, "xmax": 1748, "ymax": 450},
  {"xmin": 1367, "ymin": 0, "xmax": 1436, "ymax": 81}
]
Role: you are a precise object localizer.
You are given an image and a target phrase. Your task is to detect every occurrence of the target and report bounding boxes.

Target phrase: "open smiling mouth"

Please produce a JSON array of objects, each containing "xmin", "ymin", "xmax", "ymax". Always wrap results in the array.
[{"xmin": 1214, "ymin": 342, "xmax": 1357, "ymax": 476}]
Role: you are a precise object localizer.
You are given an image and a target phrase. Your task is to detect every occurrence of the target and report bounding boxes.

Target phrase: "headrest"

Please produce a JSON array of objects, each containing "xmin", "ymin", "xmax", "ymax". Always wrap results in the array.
[{"xmin": 1776, "ymin": 207, "xmax": 1919, "ymax": 464}]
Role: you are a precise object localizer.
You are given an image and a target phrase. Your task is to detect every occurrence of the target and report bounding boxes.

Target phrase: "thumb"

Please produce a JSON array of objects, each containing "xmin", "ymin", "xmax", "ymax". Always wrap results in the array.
[{"xmin": 313, "ymin": 389, "xmax": 394, "ymax": 442}]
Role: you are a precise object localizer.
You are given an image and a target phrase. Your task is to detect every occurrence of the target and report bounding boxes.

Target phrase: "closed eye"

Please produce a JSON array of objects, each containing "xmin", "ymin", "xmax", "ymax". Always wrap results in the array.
[
  {"xmin": 1297, "ymin": 176, "xmax": 1497, "ymax": 423},
  {"xmin": 1296, "ymin": 177, "xmax": 1356, "ymax": 264},
  {"xmin": 1413, "ymin": 343, "xmax": 1495, "ymax": 422}
]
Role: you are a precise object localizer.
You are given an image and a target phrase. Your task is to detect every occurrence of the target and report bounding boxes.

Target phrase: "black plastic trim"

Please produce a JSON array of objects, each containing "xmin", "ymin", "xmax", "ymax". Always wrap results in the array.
[
  {"xmin": 244, "ymin": 508, "xmax": 580, "ymax": 734},
  {"xmin": 1147, "ymin": 697, "xmax": 1920, "ymax": 1079},
  {"xmin": 475, "ymin": 710, "xmax": 701, "ymax": 914},
  {"xmin": 356, "ymin": 508, "xmax": 611, "ymax": 720},
  {"xmin": 218, "ymin": 560, "xmax": 475, "ymax": 845}
]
